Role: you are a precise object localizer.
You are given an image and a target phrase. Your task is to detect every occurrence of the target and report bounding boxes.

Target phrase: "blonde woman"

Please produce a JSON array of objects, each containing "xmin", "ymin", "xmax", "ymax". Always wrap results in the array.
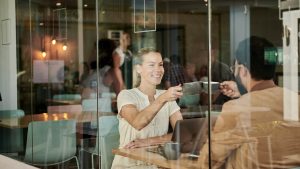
[{"xmin": 111, "ymin": 48, "xmax": 183, "ymax": 169}]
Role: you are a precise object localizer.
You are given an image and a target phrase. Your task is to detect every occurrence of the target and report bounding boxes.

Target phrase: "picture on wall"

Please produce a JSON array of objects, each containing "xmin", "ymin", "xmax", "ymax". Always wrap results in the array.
[{"xmin": 134, "ymin": 0, "xmax": 156, "ymax": 33}]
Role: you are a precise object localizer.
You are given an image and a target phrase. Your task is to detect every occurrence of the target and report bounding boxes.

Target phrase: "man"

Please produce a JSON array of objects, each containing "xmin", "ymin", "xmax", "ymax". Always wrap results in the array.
[{"xmin": 198, "ymin": 36, "xmax": 300, "ymax": 168}]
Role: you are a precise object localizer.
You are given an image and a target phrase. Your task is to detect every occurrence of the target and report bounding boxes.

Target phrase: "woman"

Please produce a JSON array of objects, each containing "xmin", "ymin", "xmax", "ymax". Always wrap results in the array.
[
  {"xmin": 111, "ymin": 48, "xmax": 183, "ymax": 169},
  {"xmin": 112, "ymin": 32, "xmax": 132, "ymax": 93}
]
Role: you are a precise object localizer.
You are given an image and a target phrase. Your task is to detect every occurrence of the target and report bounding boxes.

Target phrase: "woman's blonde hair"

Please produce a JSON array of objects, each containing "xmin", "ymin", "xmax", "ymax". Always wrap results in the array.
[
  {"xmin": 134, "ymin": 48, "xmax": 159, "ymax": 87},
  {"xmin": 135, "ymin": 47, "xmax": 158, "ymax": 65}
]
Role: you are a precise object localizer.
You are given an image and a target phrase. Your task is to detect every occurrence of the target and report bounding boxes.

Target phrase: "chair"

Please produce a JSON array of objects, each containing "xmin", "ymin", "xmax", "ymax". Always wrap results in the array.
[
  {"xmin": 82, "ymin": 98, "xmax": 112, "ymax": 112},
  {"xmin": 0, "ymin": 109, "xmax": 25, "ymax": 154},
  {"xmin": 53, "ymin": 94, "xmax": 81, "ymax": 101},
  {"xmin": 80, "ymin": 116, "xmax": 119, "ymax": 169},
  {"xmin": 178, "ymin": 94, "xmax": 200, "ymax": 107},
  {"xmin": 24, "ymin": 120, "xmax": 79, "ymax": 169},
  {"xmin": 47, "ymin": 104, "xmax": 83, "ymax": 113},
  {"xmin": 89, "ymin": 92, "xmax": 116, "ymax": 99},
  {"xmin": 82, "ymin": 98, "xmax": 113, "ymax": 130}
]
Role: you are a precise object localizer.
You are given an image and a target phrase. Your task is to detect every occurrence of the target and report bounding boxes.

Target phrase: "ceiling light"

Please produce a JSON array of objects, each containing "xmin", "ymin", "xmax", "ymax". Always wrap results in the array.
[
  {"xmin": 63, "ymin": 43, "xmax": 67, "ymax": 51},
  {"xmin": 56, "ymin": 2, "xmax": 61, "ymax": 6},
  {"xmin": 51, "ymin": 38, "xmax": 56, "ymax": 45},
  {"xmin": 84, "ymin": 4, "xmax": 88, "ymax": 7},
  {"xmin": 42, "ymin": 51, "xmax": 47, "ymax": 58}
]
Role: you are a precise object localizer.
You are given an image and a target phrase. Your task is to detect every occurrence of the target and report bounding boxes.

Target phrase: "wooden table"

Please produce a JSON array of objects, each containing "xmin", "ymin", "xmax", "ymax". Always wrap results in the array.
[
  {"xmin": 46, "ymin": 99, "xmax": 82, "ymax": 105},
  {"xmin": 112, "ymin": 147, "xmax": 200, "ymax": 169},
  {"xmin": 0, "ymin": 155, "xmax": 38, "ymax": 169},
  {"xmin": 181, "ymin": 111, "xmax": 206, "ymax": 119},
  {"xmin": 0, "ymin": 111, "xmax": 115, "ymax": 128},
  {"xmin": 181, "ymin": 105, "xmax": 222, "ymax": 119}
]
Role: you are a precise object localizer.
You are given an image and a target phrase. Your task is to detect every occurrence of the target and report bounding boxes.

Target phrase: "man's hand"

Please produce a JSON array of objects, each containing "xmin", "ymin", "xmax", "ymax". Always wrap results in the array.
[{"xmin": 220, "ymin": 81, "xmax": 241, "ymax": 98}]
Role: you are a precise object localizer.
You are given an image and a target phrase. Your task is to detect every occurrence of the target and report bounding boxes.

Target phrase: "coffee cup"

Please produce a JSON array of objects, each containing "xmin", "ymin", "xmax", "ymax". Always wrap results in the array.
[
  {"xmin": 160, "ymin": 142, "xmax": 181, "ymax": 160},
  {"xmin": 182, "ymin": 81, "xmax": 202, "ymax": 95},
  {"xmin": 201, "ymin": 81, "xmax": 220, "ymax": 93}
]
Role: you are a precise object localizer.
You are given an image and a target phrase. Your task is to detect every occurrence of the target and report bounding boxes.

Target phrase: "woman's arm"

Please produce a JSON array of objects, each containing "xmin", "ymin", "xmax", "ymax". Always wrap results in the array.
[
  {"xmin": 120, "ymin": 85, "xmax": 183, "ymax": 131},
  {"xmin": 112, "ymin": 53, "xmax": 125, "ymax": 92},
  {"xmin": 124, "ymin": 111, "xmax": 183, "ymax": 148}
]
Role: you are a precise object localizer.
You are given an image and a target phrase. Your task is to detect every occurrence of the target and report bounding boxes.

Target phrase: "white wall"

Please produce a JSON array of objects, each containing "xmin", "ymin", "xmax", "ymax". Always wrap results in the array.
[
  {"xmin": 0, "ymin": 0, "xmax": 17, "ymax": 110},
  {"xmin": 282, "ymin": 10, "xmax": 300, "ymax": 121}
]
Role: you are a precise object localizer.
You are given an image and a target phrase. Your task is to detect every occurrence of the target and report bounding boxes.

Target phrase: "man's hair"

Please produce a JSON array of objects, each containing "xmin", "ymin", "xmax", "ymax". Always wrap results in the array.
[{"xmin": 235, "ymin": 36, "xmax": 277, "ymax": 80}]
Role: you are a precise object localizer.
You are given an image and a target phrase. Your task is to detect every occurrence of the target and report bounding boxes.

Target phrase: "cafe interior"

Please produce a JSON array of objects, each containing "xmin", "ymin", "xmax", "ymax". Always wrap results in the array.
[{"xmin": 1, "ymin": 0, "xmax": 300, "ymax": 168}]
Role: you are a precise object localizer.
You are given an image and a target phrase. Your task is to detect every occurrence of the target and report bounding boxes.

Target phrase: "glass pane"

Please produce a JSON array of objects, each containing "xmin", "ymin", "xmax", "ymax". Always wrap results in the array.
[
  {"xmin": 5, "ymin": 0, "xmax": 300, "ymax": 169},
  {"xmin": 209, "ymin": 1, "xmax": 300, "ymax": 168},
  {"xmin": 2, "ymin": 0, "xmax": 212, "ymax": 168},
  {"xmin": 0, "ymin": 0, "xmax": 27, "ymax": 163}
]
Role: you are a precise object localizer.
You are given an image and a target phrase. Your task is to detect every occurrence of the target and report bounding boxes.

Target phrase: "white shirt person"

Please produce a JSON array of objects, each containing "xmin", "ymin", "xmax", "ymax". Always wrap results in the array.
[{"xmin": 111, "ymin": 48, "xmax": 183, "ymax": 169}]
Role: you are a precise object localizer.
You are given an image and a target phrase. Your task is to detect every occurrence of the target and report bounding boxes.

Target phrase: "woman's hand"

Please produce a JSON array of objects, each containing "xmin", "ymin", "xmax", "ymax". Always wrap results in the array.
[
  {"xmin": 160, "ymin": 84, "xmax": 183, "ymax": 102},
  {"xmin": 124, "ymin": 138, "xmax": 155, "ymax": 149},
  {"xmin": 219, "ymin": 81, "xmax": 241, "ymax": 98}
]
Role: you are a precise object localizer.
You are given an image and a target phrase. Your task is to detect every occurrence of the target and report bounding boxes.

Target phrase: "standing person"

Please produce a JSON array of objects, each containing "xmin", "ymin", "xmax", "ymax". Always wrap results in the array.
[
  {"xmin": 111, "ymin": 48, "xmax": 183, "ymax": 169},
  {"xmin": 113, "ymin": 32, "xmax": 132, "ymax": 94},
  {"xmin": 198, "ymin": 36, "xmax": 300, "ymax": 168}
]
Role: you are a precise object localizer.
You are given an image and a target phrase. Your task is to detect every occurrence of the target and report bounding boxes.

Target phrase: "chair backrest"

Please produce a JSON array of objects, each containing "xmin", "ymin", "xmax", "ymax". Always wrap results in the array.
[
  {"xmin": 0, "ymin": 109, "xmax": 24, "ymax": 118},
  {"xmin": 47, "ymin": 104, "xmax": 83, "ymax": 113},
  {"xmin": 53, "ymin": 94, "xmax": 81, "ymax": 101},
  {"xmin": 95, "ymin": 116, "xmax": 119, "ymax": 169},
  {"xmin": 24, "ymin": 120, "xmax": 76, "ymax": 165},
  {"xmin": 178, "ymin": 94, "xmax": 200, "ymax": 107},
  {"xmin": 0, "ymin": 109, "xmax": 25, "ymax": 153},
  {"xmin": 82, "ymin": 98, "xmax": 112, "ymax": 112},
  {"xmin": 89, "ymin": 92, "xmax": 116, "ymax": 99}
]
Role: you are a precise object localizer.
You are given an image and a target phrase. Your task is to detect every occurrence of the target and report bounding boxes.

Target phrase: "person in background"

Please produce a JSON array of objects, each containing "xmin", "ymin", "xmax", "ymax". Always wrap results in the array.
[
  {"xmin": 80, "ymin": 39, "xmax": 119, "ymax": 99},
  {"xmin": 111, "ymin": 48, "xmax": 183, "ymax": 169},
  {"xmin": 200, "ymin": 49, "xmax": 234, "ymax": 105},
  {"xmin": 211, "ymin": 49, "xmax": 233, "ymax": 83},
  {"xmin": 185, "ymin": 62, "xmax": 198, "ymax": 82},
  {"xmin": 79, "ymin": 62, "xmax": 90, "ymax": 84},
  {"xmin": 177, "ymin": 62, "xmax": 200, "ymax": 108},
  {"xmin": 198, "ymin": 65, "xmax": 208, "ymax": 81},
  {"xmin": 164, "ymin": 54, "xmax": 187, "ymax": 88},
  {"xmin": 198, "ymin": 36, "xmax": 300, "ymax": 168},
  {"xmin": 113, "ymin": 32, "xmax": 132, "ymax": 93}
]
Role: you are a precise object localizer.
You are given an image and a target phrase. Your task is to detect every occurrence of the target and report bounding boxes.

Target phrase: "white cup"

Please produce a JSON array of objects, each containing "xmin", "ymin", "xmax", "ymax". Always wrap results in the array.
[{"xmin": 201, "ymin": 81, "xmax": 220, "ymax": 93}]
